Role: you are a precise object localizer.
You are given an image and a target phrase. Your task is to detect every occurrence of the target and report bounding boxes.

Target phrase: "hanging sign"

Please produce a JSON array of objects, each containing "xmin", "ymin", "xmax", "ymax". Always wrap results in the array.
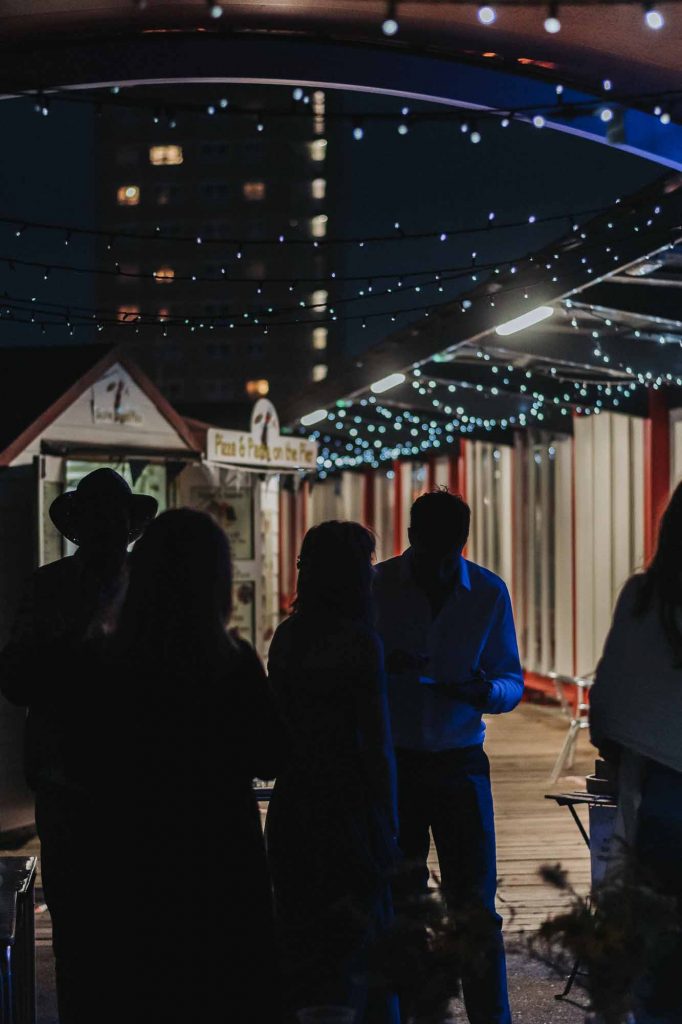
[
  {"xmin": 91, "ymin": 367, "xmax": 144, "ymax": 427},
  {"xmin": 207, "ymin": 399, "xmax": 318, "ymax": 471}
]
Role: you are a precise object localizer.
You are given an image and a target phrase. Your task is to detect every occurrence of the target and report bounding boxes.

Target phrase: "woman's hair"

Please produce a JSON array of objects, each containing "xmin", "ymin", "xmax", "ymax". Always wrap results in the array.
[
  {"xmin": 116, "ymin": 508, "xmax": 233, "ymax": 664},
  {"xmin": 635, "ymin": 481, "xmax": 682, "ymax": 663},
  {"xmin": 294, "ymin": 520, "xmax": 376, "ymax": 623}
]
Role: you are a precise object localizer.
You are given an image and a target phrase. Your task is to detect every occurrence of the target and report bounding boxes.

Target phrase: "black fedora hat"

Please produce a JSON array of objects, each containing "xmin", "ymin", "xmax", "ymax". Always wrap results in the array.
[{"xmin": 49, "ymin": 468, "xmax": 158, "ymax": 546}]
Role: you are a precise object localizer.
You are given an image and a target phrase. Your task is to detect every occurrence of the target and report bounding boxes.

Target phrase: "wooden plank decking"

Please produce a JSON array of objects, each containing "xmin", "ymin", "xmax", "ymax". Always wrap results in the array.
[
  {"xmin": 2, "ymin": 699, "xmax": 595, "ymax": 946},
  {"xmin": 476, "ymin": 701, "xmax": 592, "ymax": 935}
]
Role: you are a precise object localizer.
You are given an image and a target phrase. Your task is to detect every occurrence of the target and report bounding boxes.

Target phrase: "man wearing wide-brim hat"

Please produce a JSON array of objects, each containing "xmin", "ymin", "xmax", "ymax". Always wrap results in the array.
[{"xmin": 0, "ymin": 467, "xmax": 156, "ymax": 1022}]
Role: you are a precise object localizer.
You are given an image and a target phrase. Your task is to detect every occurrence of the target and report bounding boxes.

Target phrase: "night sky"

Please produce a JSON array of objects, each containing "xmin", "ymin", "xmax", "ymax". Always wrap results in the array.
[{"xmin": 0, "ymin": 85, "xmax": 664, "ymax": 366}]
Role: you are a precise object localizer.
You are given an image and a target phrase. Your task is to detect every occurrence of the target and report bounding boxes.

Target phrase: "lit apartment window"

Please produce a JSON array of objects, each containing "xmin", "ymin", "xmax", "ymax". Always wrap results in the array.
[
  {"xmin": 155, "ymin": 185, "xmax": 181, "ymax": 206},
  {"xmin": 311, "ymin": 178, "xmax": 326, "ymax": 200},
  {"xmin": 116, "ymin": 146, "xmax": 138, "ymax": 166},
  {"xmin": 308, "ymin": 139, "xmax": 327, "ymax": 162},
  {"xmin": 311, "ymin": 214, "xmax": 328, "ymax": 239},
  {"xmin": 117, "ymin": 185, "xmax": 140, "ymax": 206},
  {"xmin": 243, "ymin": 181, "xmax": 266, "ymax": 201},
  {"xmin": 117, "ymin": 305, "xmax": 140, "ymax": 323},
  {"xmin": 312, "ymin": 91, "xmax": 326, "ymax": 136},
  {"xmin": 158, "ymin": 308, "xmax": 170, "ymax": 322},
  {"xmin": 246, "ymin": 379, "xmax": 270, "ymax": 398},
  {"xmin": 149, "ymin": 145, "xmax": 183, "ymax": 166},
  {"xmin": 312, "ymin": 364, "xmax": 328, "ymax": 383},
  {"xmin": 310, "ymin": 289, "xmax": 328, "ymax": 310},
  {"xmin": 154, "ymin": 266, "xmax": 175, "ymax": 284},
  {"xmin": 312, "ymin": 327, "xmax": 328, "ymax": 351}
]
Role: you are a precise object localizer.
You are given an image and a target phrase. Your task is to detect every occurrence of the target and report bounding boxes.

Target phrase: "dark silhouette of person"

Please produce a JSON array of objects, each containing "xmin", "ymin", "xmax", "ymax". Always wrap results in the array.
[
  {"xmin": 102, "ymin": 508, "xmax": 284, "ymax": 1022},
  {"xmin": 373, "ymin": 490, "xmax": 523, "ymax": 1024},
  {"xmin": 266, "ymin": 521, "xmax": 399, "ymax": 1022},
  {"xmin": 3, "ymin": 506, "xmax": 284, "ymax": 1023},
  {"xmin": 592, "ymin": 481, "xmax": 682, "ymax": 1022},
  {"xmin": 0, "ymin": 467, "xmax": 157, "ymax": 1022}
]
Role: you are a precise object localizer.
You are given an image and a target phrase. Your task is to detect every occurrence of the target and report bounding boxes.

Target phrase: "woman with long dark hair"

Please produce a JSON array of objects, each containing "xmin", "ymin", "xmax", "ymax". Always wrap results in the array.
[
  {"xmin": 266, "ymin": 520, "xmax": 398, "ymax": 1021},
  {"xmin": 107, "ymin": 508, "xmax": 283, "ymax": 1021},
  {"xmin": 591, "ymin": 482, "xmax": 682, "ymax": 1022}
]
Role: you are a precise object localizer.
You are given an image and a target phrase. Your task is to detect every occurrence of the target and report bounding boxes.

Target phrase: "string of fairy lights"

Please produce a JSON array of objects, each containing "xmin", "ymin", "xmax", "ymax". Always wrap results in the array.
[
  {"xmin": 308, "ymin": 319, "xmax": 682, "ymax": 476},
  {"xmin": 292, "ymin": 227, "xmax": 682, "ymax": 475},
  {"xmin": 139, "ymin": 0, "xmax": 676, "ymax": 38},
  {"xmin": 0, "ymin": 197, "xmax": 629, "ymax": 249},
  {"xmin": 377, "ymin": 0, "xmax": 673, "ymax": 37},
  {"xmin": 19, "ymin": 82, "xmax": 682, "ymax": 132},
  {"xmin": 0, "ymin": 197, "xmax": 670, "ymax": 332}
]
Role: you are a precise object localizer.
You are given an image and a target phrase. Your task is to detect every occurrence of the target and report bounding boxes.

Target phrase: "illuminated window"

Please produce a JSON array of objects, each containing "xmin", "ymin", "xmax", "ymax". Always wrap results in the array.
[
  {"xmin": 154, "ymin": 267, "xmax": 175, "ymax": 284},
  {"xmin": 243, "ymin": 181, "xmax": 266, "ymax": 201},
  {"xmin": 155, "ymin": 184, "xmax": 180, "ymax": 205},
  {"xmin": 311, "ymin": 178, "xmax": 326, "ymax": 200},
  {"xmin": 312, "ymin": 90, "xmax": 326, "ymax": 135},
  {"xmin": 249, "ymin": 260, "xmax": 267, "ymax": 279},
  {"xmin": 310, "ymin": 289, "xmax": 328, "ymax": 310},
  {"xmin": 312, "ymin": 327, "xmax": 328, "ymax": 351},
  {"xmin": 246, "ymin": 379, "xmax": 270, "ymax": 398},
  {"xmin": 117, "ymin": 305, "xmax": 140, "ymax": 323},
  {"xmin": 311, "ymin": 214, "xmax": 328, "ymax": 239},
  {"xmin": 149, "ymin": 145, "xmax": 183, "ymax": 166},
  {"xmin": 117, "ymin": 185, "xmax": 140, "ymax": 206},
  {"xmin": 308, "ymin": 139, "xmax": 327, "ymax": 162},
  {"xmin": 116, "ymin": 146, "xmax": 138, "ymax": 166},
  {"xmin": 158, "ymin": 308, "xmax": 170, "ymax": 322},
  {"xmin": 312, "ymin": 364, "xmax": 328, "ymax": 383}
]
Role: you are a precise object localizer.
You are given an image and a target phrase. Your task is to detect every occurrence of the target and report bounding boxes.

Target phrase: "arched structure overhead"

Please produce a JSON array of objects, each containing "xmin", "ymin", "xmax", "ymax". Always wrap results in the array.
[{"xmin": 0, "ymin": 3, "xmax": 679, "ymax": 167}]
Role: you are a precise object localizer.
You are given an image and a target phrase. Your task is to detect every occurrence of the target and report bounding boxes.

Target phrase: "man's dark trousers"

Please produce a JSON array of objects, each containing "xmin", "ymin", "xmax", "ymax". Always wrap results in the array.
[{"xmin": 394, "ymin": 745, "xmax": 512, "ymax": 1024}]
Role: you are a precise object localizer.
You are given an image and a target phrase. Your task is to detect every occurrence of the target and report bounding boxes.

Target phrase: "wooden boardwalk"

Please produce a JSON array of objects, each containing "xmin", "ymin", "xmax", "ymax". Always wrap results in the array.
[
  {"xmin": 468, "ymin": 701, "xmax": 592, "ymax": 935},
  {"xmin": 2, "ymin": 699, "xmax": 594, "ymax": 947}
]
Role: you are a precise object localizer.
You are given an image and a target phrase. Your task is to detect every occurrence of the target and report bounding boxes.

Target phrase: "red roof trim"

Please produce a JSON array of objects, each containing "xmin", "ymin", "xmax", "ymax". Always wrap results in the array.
[{"xmin": 0, "ymin": 345, "xmax": 200, "ymax": 466}]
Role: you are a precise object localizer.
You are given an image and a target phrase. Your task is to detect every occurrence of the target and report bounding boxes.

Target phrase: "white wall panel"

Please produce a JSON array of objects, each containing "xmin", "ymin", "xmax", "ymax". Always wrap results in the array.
[
  {"xmin": 554, "ymin": 436, "xmax": 574, "ymax": 676},
  {"xmin": 574, "ymin": 417, "xmax": 596, "ymax": 677}
]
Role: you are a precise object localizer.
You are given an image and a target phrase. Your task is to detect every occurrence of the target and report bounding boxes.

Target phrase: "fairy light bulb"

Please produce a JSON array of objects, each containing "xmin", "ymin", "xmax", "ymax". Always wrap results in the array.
[
  {"xmin": 478, "ymin": 6, "xmax": 496, "ymax": 25},
  {"xmin": 382, "ymin": 0, "xmax": 399, "ymax": 35},
  {"xmin": 544, "ymin": 4, "xmax": 561, "ymax": 33},
  {"xmin": 644, "ymin": 4, "xmax": 664, "ymax": 29}
]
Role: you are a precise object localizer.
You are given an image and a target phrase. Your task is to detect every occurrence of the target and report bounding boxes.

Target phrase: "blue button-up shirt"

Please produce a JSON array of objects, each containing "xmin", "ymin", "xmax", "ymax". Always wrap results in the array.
[{"xmin": 374, "ymin": 550, "xmax": 524, "ymax": 751}]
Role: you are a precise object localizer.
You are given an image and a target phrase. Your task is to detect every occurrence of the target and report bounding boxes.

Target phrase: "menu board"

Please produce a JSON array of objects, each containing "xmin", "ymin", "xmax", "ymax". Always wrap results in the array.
[
  {"xmin": 189, "ymin": 485, "xmax": 254, "ymax": 560},
  {"xmin": 231, "ymin": 579, "xmax": 256, "ymax": 645}
]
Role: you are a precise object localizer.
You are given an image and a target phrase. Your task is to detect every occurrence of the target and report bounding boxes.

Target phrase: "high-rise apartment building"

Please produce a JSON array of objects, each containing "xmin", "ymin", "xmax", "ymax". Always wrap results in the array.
[{"xmin": 95, "ymin": 84, "xmax": 332, "ymax": 423}]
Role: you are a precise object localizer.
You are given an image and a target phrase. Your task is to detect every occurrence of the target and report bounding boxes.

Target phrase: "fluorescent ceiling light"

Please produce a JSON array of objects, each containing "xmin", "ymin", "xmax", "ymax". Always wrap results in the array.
[
  {"xmin": 300, "ymin": 409, "xmax": 328, "ymax": 427},
  {"xmin": 495, "ymin": 305, "xmax": 554, "ymax": 336},
  {"xmin": 370, "ymin": 372, "xmax": 406, "ymax": 394}
]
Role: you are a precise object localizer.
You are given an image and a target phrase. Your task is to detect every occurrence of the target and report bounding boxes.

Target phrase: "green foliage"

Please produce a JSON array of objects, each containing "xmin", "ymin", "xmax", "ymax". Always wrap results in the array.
[{"xmin": 533, "ymin": 859, "xmax": 679, "ymax": 1024}]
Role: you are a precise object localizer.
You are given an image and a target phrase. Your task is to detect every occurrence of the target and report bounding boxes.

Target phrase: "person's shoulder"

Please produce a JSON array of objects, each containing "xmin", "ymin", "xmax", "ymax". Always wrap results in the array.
[
  {"xmin": 374, "ymin": 555, "xmax": 403, "ymax": 584},
  {"xmin": 465, "ymin": 560, "xmax": 510, "ymax": 599},
  {"xmin": 614, "ymin": 573, "xmax": 646, "ymax": 614},
  {"xmin": 33, "ymin": 555, "xmax": 79, "ymax": 586},
  {"xmin": 228, "ymin": 634, "xmax": 263, "ymax": 668}
]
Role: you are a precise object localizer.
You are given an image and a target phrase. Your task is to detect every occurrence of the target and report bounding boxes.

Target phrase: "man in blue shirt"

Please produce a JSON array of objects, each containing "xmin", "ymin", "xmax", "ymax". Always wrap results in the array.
[{"xmin": 374, "ymin": 490, "xmax": 523, "ymax": 1024}]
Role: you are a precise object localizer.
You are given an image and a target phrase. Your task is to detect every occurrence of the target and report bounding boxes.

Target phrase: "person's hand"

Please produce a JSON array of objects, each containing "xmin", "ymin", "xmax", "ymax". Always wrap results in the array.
[
  {"xmin": 439, "ymin": 672, "xmax": 492, "ymax": 708},
  {"xmin": 386, "ymin": 649, "xmax": 429, "ymax": 674}
]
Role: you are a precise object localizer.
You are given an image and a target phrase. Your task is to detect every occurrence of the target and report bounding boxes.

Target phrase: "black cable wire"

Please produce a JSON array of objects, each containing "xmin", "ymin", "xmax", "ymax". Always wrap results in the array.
[{"xmin": 0, "ymin": 198, "xmax": 621, "ymax": 247}]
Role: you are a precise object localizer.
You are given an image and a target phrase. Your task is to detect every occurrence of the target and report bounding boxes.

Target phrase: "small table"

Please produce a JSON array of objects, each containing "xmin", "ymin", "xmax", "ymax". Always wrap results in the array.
[
  {"xmin": 544, "ymin": 792, "xmax": 617, "ymax": 1002},
  {"xmin": 545, "ymin": 791, "xmax": 617, "ymax": 849},
  {"xmin": 0, "ymin": 856, "xmax": 37, "ymax": 1024}
]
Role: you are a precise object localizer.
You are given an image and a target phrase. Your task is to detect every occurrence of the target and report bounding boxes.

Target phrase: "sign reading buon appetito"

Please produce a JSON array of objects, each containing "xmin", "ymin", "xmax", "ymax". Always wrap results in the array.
[{"xmin": 207, "ymin": 399, "xmax": 318, "ymax": 472}]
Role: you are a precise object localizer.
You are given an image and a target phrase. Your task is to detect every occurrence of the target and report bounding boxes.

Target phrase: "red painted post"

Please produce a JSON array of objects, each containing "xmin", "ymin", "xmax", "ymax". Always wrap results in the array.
[
  {"xmin": 459, "ymin": 439, "xmax": 468, "ymax": 503},
  {"xmin": 426, "ymin": 455, "xmax": 436, "ymax": 492},
  {"xmin": 447, "ymin": 452, "xmax": 459, "ymax": 494},
  {"xmin": 644, "ymin": 389, "xmax": 670, "ymax": 564},
  {"xmin": 362, "ymin": 468, "xmax": 375, "ymax": 530},
  {"xmin": 289, "ymin": 487, "xmax": 298, "ymax": 608},
  {"xmin": 393, "ymin": 460, "xmax": 403, "ymax": 557},
  {"xmin": 278, "ymin": 487, "xmax": 287, "ymax": 614}
]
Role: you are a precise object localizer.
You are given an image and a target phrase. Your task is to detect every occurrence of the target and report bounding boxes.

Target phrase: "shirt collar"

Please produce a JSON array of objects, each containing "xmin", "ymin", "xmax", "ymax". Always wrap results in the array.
[{"xmin": 399, "ymin": 548, "xmax": 472, "ymax": 592}]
